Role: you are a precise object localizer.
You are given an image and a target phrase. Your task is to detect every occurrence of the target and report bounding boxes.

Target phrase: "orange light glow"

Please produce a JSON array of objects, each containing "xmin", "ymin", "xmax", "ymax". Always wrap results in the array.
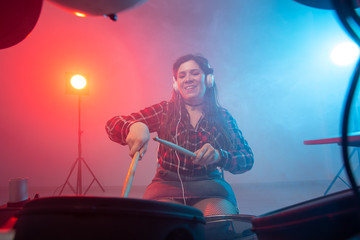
[
  {"xmin": 71, "ymin": 75, "xmax": 87, "ymax": 90},
  {"xmin": 74, "ymin": 12, "xmax": 87, "ymax": 17}
]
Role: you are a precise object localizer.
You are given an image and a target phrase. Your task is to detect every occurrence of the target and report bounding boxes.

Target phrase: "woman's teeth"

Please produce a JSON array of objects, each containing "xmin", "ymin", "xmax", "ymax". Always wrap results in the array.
[{"xmin": 185, "ymin": 86, "xmax": 195, "ymax": 89}]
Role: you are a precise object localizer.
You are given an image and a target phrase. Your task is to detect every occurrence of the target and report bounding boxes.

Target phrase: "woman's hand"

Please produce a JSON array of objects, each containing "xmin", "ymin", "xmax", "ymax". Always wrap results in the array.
[
  {"xmin": 193, "ymin": 143, "xmax": 220, "ymax": 166},
  {"xmin": 125, "ymin": 122, "xmax": 150, "ymax": 159}
]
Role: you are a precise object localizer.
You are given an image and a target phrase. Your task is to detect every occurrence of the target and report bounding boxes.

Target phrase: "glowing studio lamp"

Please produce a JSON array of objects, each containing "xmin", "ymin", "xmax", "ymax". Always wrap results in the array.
[
  {"xmin": 66, "ymin": 73, "xmax": 89, "ymax": 95},
  {"xmin": 60, "ymin": 73, "xmax": 104, "ymax": 195},
  {"xmin": 71, "ymin": 74, "xmax": 87, "ymax": 90},
  {"xmin": 331, "ymin": 41, "xmax": 360, "ymax": 66}
]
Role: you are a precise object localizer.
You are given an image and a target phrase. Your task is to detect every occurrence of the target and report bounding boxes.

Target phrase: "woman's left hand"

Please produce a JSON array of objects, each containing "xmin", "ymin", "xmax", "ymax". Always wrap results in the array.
[{"xmin": 193, "ymin": 143, "xmax": 220, "ymax": 166}]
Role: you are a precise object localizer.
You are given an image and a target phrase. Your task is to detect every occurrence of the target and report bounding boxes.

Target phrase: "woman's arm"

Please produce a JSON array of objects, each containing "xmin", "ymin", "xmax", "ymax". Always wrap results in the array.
[
  {"xmin": 217, "ymin": 109, "xmax": 254, "ymax": 174},
  {"xmin": 105, "ymin": 101, "xmax": 168, "ymax": 157},
  {"xmin": 190, "ymin": 109, "xmax": 254, "ymax": 174}
]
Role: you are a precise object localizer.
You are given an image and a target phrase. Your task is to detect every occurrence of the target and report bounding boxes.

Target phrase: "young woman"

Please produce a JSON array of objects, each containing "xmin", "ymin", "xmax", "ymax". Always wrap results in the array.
[{"xmin": 106, "ymin": 54, "xmax": 254, "ymax": 216}]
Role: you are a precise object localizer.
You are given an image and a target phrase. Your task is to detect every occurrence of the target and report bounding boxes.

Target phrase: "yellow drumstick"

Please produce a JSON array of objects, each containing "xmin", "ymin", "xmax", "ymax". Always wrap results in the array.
[
  {"xmin": 153, "ymin": 137, "xmax": 196, "ymax": 157},
  {"xmin": 121, "ymin": 151, "xmax": 140, "ymax": 198}
]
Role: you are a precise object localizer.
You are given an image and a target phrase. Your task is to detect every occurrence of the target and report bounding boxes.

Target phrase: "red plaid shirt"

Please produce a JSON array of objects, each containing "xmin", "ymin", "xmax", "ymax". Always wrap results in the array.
[{"xmin": 106, "ymin": 101, "xmax": 254, "ymax": 177}]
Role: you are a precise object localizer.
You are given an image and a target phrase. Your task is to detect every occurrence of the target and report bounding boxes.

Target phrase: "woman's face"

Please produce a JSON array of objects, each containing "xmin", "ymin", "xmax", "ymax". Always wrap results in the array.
[{"xmin": 175, "ymin": 60, "xmax": 206, "ymax": 104}]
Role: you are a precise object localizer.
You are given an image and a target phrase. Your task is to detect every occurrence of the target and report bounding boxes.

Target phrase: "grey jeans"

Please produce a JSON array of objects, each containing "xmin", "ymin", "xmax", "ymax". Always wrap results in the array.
[{"xmin": 143, "ymin": 165, "xmax": 238, "ymax": 207}]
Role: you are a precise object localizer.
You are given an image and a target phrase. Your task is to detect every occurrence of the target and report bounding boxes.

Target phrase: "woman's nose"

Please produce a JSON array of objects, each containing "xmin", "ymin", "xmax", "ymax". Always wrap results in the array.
[{"xmin": 184, "ymin": 74, "xmax": 194, "ymax": 82}]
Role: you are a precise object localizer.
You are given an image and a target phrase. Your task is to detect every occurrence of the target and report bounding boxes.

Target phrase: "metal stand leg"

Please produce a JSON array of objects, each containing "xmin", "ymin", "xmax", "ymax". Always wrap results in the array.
[
  {"xmin": 324, "ymin": 148, "xmax": 357, "ymax": 195},
  {"xmin": 58, "ymin": 95, "xmax": 105, "ymax": 195}
]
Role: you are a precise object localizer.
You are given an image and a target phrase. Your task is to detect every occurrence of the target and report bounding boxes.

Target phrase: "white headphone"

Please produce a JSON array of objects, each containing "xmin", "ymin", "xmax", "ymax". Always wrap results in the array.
[{"xmin": 172, "ymin": 73, "xmax": 214, "ymax": 92}]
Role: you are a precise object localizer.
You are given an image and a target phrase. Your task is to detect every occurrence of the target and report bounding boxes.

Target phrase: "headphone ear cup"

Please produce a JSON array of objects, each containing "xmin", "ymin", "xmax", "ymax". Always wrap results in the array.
[
  {"xmin": 173, "ymin": 77, "xmax": 179, "ymax": 92},
  {"xmin": 206, "ymin": 74, "xmax": 214, "ymax": 88}
]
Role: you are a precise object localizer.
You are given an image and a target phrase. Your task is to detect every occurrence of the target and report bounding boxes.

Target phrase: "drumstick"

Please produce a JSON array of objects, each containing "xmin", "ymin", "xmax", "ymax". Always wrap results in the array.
[
  {"xmin": 153, "ymin": 137, "xmax": 196, "ymax": 157},
  {"xmin": 121, "ymin": 151, "xmax": 140, "ymax": 198}
]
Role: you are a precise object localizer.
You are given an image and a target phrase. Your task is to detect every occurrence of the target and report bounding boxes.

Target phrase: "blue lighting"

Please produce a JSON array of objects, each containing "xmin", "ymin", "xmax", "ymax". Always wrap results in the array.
[{"xmin": 330, "ymin": 41, "xmax": 359, "ymax": 66}]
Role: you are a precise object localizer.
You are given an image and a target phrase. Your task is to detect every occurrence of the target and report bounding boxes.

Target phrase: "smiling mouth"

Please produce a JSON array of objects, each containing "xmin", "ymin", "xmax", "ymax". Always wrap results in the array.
[{"xmin": 184, "ymin": 85, "xmax": 196, "ymax": 90}]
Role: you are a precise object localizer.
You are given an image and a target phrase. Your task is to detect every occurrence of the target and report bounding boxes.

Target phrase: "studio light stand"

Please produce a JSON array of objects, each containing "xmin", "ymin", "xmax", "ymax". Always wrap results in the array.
[{"xmin": 59, "ymin": 75, "xmax": 105, "ymax": 195}]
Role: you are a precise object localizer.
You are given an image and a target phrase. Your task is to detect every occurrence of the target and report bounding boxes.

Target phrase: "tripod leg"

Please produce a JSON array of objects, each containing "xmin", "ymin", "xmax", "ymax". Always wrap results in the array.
[
  {"xmin": 59, "ymin": 158, "xmax": 79, "ymax": 195},
  {"xmin": 324, "ymin": 148, "xmax": 357, "ymax": 195},
  {"xmin": 80, "ymin": 158, "xmax": 105, "ymax": 192},
  {"xmin": 324, "ymin": 164, "xmax": 345, "ymax": 195},
  {"xmin": 83, "ymin": 179, "xmax": 95, "ymax": 195},
  {"xmin": 338, "ymin": 176, "xmax": 351, "ymax": 188}
]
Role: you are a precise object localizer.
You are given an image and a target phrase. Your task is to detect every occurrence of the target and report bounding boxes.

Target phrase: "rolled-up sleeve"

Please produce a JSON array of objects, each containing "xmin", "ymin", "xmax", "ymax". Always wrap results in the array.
[{"xmin": 105, "ymin": 101, "xmax": 167, "ymax": 145}]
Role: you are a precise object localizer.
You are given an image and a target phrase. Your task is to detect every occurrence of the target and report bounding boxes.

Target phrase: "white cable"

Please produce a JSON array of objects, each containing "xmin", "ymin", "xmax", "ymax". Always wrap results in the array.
[
  {"xmin": 175, "ymin": 108, "xmax": 187, "ymax": 205},
  {"xmin": 175, "ymin": 151, "xmax": 186, "ymax": 205}
]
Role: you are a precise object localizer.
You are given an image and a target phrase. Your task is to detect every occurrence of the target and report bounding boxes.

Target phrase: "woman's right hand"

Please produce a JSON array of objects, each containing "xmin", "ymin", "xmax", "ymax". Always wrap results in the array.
[{"xmin": 125, "ymin": 122, "xmax": 150, "ymax": 159}]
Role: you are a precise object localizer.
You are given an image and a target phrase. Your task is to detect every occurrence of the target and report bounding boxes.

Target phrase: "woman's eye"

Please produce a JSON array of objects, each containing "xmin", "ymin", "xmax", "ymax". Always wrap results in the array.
[{"xmin": 191, "ymin": 71, "xmax": 200, "ymax": 76}]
